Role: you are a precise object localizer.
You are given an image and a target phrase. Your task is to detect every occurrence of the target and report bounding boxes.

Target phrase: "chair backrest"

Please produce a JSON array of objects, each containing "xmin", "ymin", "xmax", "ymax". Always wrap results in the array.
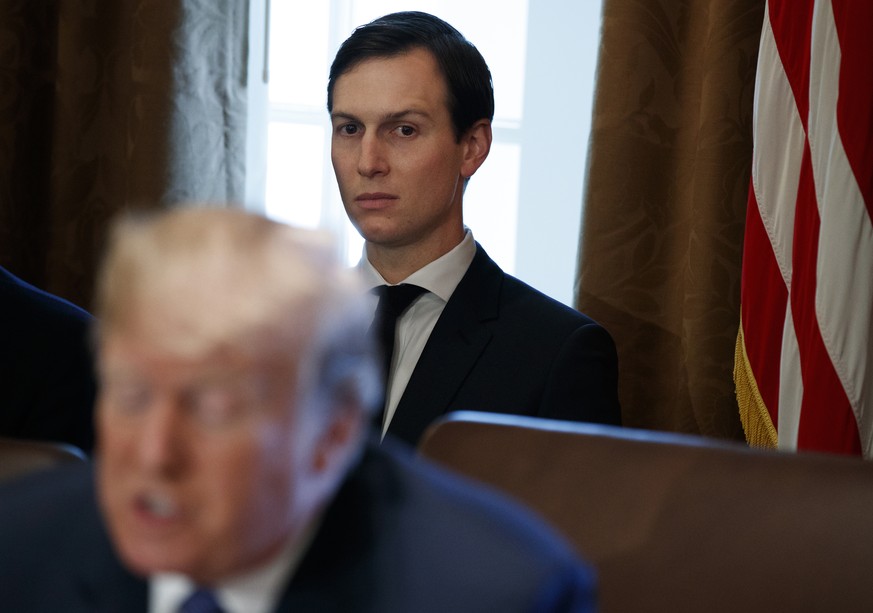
[
  {"xmin": 0, "ymin": 436, "xmax": 88, "ymax": 483},
  {"xmin": 418, "ymin": 411, "xmax": 873, "ymax": 613}
]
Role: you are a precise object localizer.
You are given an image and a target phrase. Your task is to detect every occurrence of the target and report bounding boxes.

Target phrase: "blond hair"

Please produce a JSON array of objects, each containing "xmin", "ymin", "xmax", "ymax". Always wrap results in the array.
[{"xmin": 94, "ymin": 206, "xmax": 379, "ymax": 415}]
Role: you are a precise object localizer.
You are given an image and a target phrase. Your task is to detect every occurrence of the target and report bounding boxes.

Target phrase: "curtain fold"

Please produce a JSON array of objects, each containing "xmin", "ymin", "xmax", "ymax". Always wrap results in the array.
[
  {"xmin": 576, "ymin": 0, "xmax": 765, "ymax": 438},
  {"xmin": 0, "ymin": 0, "xmax": 248, "ymax": 310}
]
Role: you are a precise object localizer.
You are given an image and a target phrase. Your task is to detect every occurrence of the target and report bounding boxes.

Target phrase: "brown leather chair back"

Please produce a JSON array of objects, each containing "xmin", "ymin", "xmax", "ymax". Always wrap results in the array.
[
  {"xmin": 418, "ymin": 411, "xmax": 873, "ymax": 612},
  {"xmin": 0, "ymin": 436, "xmax": 87, "ymax": 483}
]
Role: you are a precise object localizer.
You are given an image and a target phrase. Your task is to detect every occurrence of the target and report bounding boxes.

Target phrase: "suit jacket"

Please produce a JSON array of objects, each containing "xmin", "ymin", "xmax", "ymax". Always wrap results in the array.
[
  {"xmin": 0, "ymin": 266, "xmax": 96, "ymax": 454},
  {"xmin": 387, "ymin": 245, "xmax": 620, "ymax": 445},
  {"xmin": 0, "ymin": 440, "xmax": 596, "ymax": 612}
]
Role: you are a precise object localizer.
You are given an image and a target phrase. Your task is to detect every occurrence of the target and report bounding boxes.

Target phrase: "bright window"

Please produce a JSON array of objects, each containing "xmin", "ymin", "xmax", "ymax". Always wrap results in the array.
[{"xmin": 247, "ymin": 0, "xmax": 602, "ymax": 306}]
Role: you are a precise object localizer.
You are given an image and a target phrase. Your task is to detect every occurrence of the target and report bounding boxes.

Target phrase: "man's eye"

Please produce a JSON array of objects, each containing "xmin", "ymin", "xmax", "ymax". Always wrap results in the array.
[
  {"xmin": 339, "ymin": 124, "xmax": 359, "ymax": 136},
  {"xmin": 188, "ymin": 389, "xmax": 241, "ymax": 427},
  {"xmin": 106, "ymin": 383, "xmax": 152, "ymax": 414},
  {"xmin": 394, "ymin": 125, "xmax": 415, "ymax": 137}
]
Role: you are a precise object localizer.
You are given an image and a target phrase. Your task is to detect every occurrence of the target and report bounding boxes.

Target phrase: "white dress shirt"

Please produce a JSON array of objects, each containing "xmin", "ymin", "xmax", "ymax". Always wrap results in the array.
[
  {"xmin": 360, "ymin": 230, "xmax": 477, "ymax": 436},
  {"xmin": 149, "ymin": 520, "xmax": 319, "ymax": 613}
]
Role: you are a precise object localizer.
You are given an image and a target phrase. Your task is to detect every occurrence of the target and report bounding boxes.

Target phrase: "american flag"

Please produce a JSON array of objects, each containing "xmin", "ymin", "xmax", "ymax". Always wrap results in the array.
[{"xmin": 735, "ymin": 0, "xmax": 873, "ymax": 457}]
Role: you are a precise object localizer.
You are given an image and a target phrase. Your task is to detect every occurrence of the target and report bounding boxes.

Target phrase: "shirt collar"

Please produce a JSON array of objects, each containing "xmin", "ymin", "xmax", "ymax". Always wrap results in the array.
[
  {"xmin": 358, "ymin": 229, "xmax": 476, "ymax": 303},
  {"xmin": 149, "ymin": 518, "xmax": 320, "ymax": 613}
]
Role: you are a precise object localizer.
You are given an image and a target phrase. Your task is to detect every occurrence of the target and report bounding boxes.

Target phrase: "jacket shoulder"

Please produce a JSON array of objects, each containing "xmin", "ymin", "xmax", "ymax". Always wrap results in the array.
[{"xmin": 460, "ymin": 244, "xmax": 600, "ymax": 329}]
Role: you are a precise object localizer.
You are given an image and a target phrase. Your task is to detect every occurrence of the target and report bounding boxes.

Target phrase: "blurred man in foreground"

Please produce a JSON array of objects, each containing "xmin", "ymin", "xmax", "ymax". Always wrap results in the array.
[{"xmin": 0, "ymin": 207, "xmax": 595, "ymax": 612}]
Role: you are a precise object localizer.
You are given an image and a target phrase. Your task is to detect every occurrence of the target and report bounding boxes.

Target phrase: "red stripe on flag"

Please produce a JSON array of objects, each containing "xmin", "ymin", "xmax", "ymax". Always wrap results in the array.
[
  {"xmin": 831, "ymin": 0, "xmax": 873, "ymax": 221},
  {"xmin": 740, "ymin": 183, "xmax": 787, "ymax": 425},
  {"xmin": 768, "ymin": 0, "xmax": 815, "ymax": 128},
  {"xmin": 791, "ymin": 143, "xmax": 862, "ymax": 454}
]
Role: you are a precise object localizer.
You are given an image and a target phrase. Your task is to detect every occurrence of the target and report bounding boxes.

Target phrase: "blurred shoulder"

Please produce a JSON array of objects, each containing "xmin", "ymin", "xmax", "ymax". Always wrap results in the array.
[
  {"xmin": 0, "ymin": 266, "xmax": 93, "ymax": 327},
  {"xmin": 356, "ymin": 438, "xmax": 596, "ymax": 609}
]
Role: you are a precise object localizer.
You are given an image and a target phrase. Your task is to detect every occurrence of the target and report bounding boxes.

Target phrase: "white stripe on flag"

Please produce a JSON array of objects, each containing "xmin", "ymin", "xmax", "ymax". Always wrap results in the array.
[
  {"xmin": 753, "ymin": 1, "xmax": 806, "ymax": 446},
  {"xmin": 752, "ymin": 10, "xmax": 803, "ymax": 291},
  {"xmin": 778, "ymin": 304, "xmax": 803, "ymax": 449}
]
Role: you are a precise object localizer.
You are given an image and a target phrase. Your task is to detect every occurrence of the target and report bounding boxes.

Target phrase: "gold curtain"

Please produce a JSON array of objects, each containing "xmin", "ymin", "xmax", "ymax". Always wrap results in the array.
[
  {"xmin": 576, "ymin": 0, "xmax": 765, "ymax": 438},
  {"xmin": 0, "ymin": 0, "xmax": 248, "ymax": 310}
]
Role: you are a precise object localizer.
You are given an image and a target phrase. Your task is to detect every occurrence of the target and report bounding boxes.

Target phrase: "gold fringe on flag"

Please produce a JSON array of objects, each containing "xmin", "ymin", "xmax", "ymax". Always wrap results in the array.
[{"xmin": 734, "ymin": 323, "xmax": 778, "ymax": 449}]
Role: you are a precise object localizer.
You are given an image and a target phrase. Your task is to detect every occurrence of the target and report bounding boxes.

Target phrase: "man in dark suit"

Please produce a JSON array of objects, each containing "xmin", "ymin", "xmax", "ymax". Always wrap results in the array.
[
  {"xmin": 0, "ymin": 208, "xmax": 595, "ymax": 612},
  {"xmin": 0, "ymin": 265, "xmax": 96, "ymax": 454},
  {"xmin": 328, "ymin": 11, "xmax": 621, "ymax": 446}
]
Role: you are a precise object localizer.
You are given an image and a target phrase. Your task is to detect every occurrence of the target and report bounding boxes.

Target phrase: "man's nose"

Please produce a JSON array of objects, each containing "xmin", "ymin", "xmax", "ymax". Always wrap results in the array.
[
  {"xmin": 357, "ymin": 133, "xmax": 389, "ymax": 177},
  {"xmin": 137, "ymin": 397, "xmax": 186, "ymax": 476}
]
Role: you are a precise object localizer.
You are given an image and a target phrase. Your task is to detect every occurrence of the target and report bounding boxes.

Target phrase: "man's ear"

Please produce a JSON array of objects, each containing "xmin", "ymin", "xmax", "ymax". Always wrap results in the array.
[
  {"xmin": 460, "ymin": 119, "xmax": 492, "ymax": 179},
  {"xmin": 311, "ymin": 404, "xmax": 364, "ymax": 474}
]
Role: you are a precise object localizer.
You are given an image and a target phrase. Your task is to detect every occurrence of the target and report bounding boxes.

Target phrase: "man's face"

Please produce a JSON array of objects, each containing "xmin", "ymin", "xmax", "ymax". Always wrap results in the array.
[
  {"xmin": 330, "ymin": 47, "xmax": 482, "ymax": 256},
  {"xmin": 96, "ymin": 325, "xmax": 320, "ymax": 584}
]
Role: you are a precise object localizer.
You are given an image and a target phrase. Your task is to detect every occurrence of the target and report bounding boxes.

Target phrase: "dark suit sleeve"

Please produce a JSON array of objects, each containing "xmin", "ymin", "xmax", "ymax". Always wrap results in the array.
[
  {"xmin": 539, "ymin": 321, "xmax": 621, "ymax": 426},
  {"xmin": 0, "ymin": 269, "xmax": 97, "ymax": 454},
  {"xmin": 17, "ymin": 339, "xmax": 97, "ymax": 453},
  {"xmin": 530, "ymin": 563, "xmax": 598, "ymax": 613}
]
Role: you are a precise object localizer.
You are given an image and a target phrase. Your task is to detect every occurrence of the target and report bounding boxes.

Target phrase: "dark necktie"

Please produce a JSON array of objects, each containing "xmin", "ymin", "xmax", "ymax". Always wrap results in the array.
[
  {"xmin": 370, "ymin": 284, "xmax": 427, "ymax": 424},
  {"xmin": 179, "ymin": 588, "xmax": 225, "ymax": 613}
]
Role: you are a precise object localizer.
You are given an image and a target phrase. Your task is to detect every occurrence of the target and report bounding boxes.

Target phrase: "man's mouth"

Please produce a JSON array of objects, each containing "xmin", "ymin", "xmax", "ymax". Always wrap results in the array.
[
  {"xmin": 136, "ymin": 491, "xmax": 180, "ymax": 520},
  {"xmin": 355, "ymin": 193, "xmax": 398, "ymax": 209}
]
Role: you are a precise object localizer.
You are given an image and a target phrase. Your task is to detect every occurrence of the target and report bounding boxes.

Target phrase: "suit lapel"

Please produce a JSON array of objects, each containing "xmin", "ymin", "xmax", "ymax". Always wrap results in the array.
[{"xmin": 387, "ymin": 245, "xmax": 502, "ymax": 444}]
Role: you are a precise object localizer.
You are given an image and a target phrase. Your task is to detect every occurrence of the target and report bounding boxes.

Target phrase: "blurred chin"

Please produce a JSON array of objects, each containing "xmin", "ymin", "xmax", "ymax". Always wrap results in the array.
[
  {"xmin": 121, "ymin": 540, "xmax": 224, "ymax": 585},
  {"xmin": 101, "ymin": 504, "xmax": 207, "ymax": 581},
  {"xmin": 112, "ymin": 533, "xmax": 175, "ymax": 577}
]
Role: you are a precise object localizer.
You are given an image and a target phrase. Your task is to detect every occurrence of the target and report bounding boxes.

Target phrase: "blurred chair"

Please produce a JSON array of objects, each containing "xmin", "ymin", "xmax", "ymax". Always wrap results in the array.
[
  {"xmin": 0, "ymin": 436, "xmax": 88, "ymax": 483},
  {"xmin": 418, "ymin": 411, "xmax": 873, "ymax": 613}
]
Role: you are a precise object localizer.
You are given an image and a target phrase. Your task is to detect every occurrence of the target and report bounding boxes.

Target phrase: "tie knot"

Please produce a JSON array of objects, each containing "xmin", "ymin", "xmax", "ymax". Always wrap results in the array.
[
  {"xmin": 179, "ymin": 588, "xmax": 225, "ymax": 613},
  {"xmin": 374, "ymin": 284, "xmax": 427, "ymax": 316}
]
